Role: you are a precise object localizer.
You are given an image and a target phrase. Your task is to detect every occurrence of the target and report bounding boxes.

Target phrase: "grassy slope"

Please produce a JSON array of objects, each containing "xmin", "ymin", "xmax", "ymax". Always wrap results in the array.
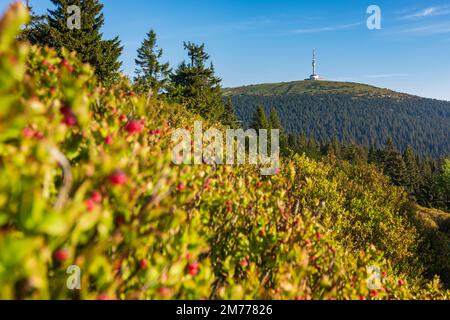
[
  {"xmin": 418, "ymin": 206, "xmax": 450, "ymax": 225},
  {"xmin": 415, "ymin": 206, "xmax": 450, "ymax": 285},
  {"xmin": 223, "ymin": 80, "xmax": 412, "ymax": 100}
]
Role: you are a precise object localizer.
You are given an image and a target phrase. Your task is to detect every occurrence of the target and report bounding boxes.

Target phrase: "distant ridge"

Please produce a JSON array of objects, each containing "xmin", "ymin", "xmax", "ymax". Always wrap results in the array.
[{"xmin": 224, "ymin": 80, "xmax": 417, "ymax": 100}]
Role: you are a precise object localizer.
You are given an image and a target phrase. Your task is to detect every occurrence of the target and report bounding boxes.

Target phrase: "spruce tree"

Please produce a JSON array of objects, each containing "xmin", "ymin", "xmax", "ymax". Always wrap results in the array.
[
  {"xmin": 368, "ymin": 143, "xmax": 378, "ymax": 163},
  {"xmin": 382, "ymin": 138, "xmax": 407, "ymax": 186},
  {"xmin": 251, "ymin": 105, "xmax": 269, "ymax": 130},
  {"xmin": 288, "ymin": 134, "xmax": 298, "ymax": 152},
  {"xmin": 416, "ymin": 158, "xmax": 434, "ymax": 207},
  {"xmin": 220, "ymin": 97, "xmax": 240, "ymax": 128},
  {"xmin": 403, "ymin": 145, "xmax": 419, "ymax": 195},
  {"xmin": 134, "ymin": 29, "xmax": 171, "ymax": 95},
  {"xmin": 296, "ymin": 132, "xmax": 308, "ymax": 155},
  {"xmin": 329, "ymin": 136, "xmax": 342, "ymax": 160},
  {"xmin": 440, "ymin": 159, "xmax": 450, "ymax": 210},
  {"xmin": 430, "ymin": 159, "xmax": 450, "ymax": 211},
  {"xmin": 306, "ymin": 135, "xmax": 321, "ymax": 160},
  {"xmin": 268, "ymin": 108, "xmax": 282, "ymax": 129},
  {"xmin": 170, "ymin": 42, "xmax": 224, "ymax": 121},
  {"xmin": 268, "ymin": 108, "xmax": 289, "ymax": 154},
  {"xmin": 19, "ymin": 1, "xmax": 47, "ymax": 44},
  {"xmin": 43, "ymin": 0, "xmax": 123, "ymax": 86},
  {"xmin": 441, "ymin": 159, "xmax": 450, "ymax": 189}
]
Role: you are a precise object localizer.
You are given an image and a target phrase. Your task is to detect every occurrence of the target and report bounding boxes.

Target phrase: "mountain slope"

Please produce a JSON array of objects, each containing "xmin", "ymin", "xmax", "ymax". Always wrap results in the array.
[
  {"xmin": 224, "ymin": 80, "xmax": 408, "ymax": 98},
  {"xmin": 225, "ymin": 80, "xmax": 450, "ymax": 157}
]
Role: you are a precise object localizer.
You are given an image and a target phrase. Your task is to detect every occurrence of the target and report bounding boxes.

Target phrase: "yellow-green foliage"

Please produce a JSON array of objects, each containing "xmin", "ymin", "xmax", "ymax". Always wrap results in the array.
[
  {"xmin": 414, "ymin": 206, "xmax": 450, "ymax": 286},
  {"xmin": 0, "ymin": 4, "xmax": 448, "ymax": 300}
]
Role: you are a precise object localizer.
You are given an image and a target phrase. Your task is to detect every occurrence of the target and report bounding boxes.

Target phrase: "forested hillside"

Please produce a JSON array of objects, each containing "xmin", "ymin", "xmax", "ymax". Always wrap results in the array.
[{"xmin": 225, "ymin": 81, "xmax": 450, "ymax": 157}]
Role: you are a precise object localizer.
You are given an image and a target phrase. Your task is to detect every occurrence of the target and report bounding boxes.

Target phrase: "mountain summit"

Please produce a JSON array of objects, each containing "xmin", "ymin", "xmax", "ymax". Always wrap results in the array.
[
  {"xmin": 225, "ymin": 80, "xmax": 450, "ymax": 157},
  {"xmin": 224, "ymin": 80, "xmax": 409, "ymax": 98}
]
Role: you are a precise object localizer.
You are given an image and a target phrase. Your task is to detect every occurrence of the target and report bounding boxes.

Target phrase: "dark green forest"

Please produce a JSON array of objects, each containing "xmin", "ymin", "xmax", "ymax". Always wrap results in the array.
[
  {"xmin": 246, "ymin": 104, "xmax": 450, "ymax": 213},
  {"xmin": 226, "ymin": 81, "xmax": 450, "ymax": 157}
]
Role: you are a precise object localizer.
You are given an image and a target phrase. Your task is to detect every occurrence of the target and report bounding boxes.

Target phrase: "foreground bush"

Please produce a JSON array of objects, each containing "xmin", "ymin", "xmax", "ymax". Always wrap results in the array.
[{"xmin": 0, "ymin": 4, "xmax": 448, "ymax": 300}]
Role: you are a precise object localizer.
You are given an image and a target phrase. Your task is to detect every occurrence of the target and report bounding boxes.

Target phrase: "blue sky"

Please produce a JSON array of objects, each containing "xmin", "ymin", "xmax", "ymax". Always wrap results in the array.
[{"xmin": 2, "ymin": 0, "xmax": 450, "ymax": 100}]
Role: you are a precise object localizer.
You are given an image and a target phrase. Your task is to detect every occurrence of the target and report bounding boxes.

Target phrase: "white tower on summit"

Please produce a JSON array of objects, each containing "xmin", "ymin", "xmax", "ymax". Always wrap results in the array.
[{"xmin": 308, "ymin": 49, "xmax": 320, "ymax": 81}]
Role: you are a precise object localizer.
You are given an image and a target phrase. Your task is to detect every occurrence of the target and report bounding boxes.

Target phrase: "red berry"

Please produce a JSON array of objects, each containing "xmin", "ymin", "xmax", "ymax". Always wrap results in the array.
[
  {"xmin": 60, "ymin": 105, "xmax": 71, "ymax": 116},
  {"xmin": 104, "ymin": 135, "xmax": 113, "ymax": 145},
  {"xmin": 60, "ymin": 106, "xmax": 77, "ymax": 126},
  {"xmin": 158, "ymin": 287, "xmax": 171, "ymax": 297},
  {"xmin": 22, "ymin": 127, "xmax": 35, "ymax": 139},
  {"xmin": 109, "ymin": 171, "xmax": 128, "ymax": 186},
  {"xmin": 316, "ymin": 233, "xmax": 323, "ymax": 240},
  {"xmin": 115, "ymin": 214, "xmax": 125, "ymax": 226},
  {"xmin": 85, "ymin": 198, "xmax": 96, "ymax": 212},
  {"xmin": 176, "ymin": 183, "xmax": 186, "ymax": 191},
  {"xmin": 32, "ymin": 131, "xmax": 43, "ymax": 140},
  {"xmin": 96, "ymin": 294, "xmax": 112, "ymax": 300},
  {"xmin": 370, "ymin": 290, "xmax": 379, "ymax": 298},
  {"xmin": 240, "ymin": 259, "xmax": 248, "ymax": 268},
  {"xmin": 54, "ymin": 249, "xmax": 70, "ymax": 262},
  {"xmin": 398, "ymin": 279, "xmax": 405, "ymax": 286},
  {"xmin": 203, "ymin": 178, "xmax": 211, "ymax": 190},
  {"xmin": 125, "ymin": 120, "xmax": 144, "ymax": 135},
  {"xmin": 188, "ymin": 262, "xmax": 199, "ymax": 276},
  {"xmin": 119, "ymin": 114, "xmax": 128, "ymax": 122},
  {"xmin": 256, "ymin": 181, "xmax": 263, "ymax": 188},
  {"xmin": 140, "ymin": 259, "xmax": 149, "ymax": 270},
  {"xmin": 91, "ymin": 191, "xmax": 102, "ymax": 204},
  {"xmin": 61, "ymin": 59, "xmax": 74, "ymax": 71},
  {"xmin": 359, "ymin": 295, "xmax": 366, "ymax": 300},
  {"xmin": 50, "ymin": 87, "xmax": 56, "ymax": 95},
  {"xmin": 63, "ymin": 114, "xmax": 77, "ymax": 127}
]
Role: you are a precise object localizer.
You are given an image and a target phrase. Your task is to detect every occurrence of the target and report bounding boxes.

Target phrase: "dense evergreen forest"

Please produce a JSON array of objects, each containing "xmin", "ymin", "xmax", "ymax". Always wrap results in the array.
[
  {"xmin": 226, "ymin": 81, "xmax": 450, "ymax": 157},
  {"xmin": 247, "ymin": 104, "xmax": 450, "ymax": 213}
]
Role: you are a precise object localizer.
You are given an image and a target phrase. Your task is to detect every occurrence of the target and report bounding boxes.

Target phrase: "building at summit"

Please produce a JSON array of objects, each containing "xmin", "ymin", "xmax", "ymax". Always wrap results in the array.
[{"xmin": 307, "ymin": 49, "xmax": 320, "ymax": 81}]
